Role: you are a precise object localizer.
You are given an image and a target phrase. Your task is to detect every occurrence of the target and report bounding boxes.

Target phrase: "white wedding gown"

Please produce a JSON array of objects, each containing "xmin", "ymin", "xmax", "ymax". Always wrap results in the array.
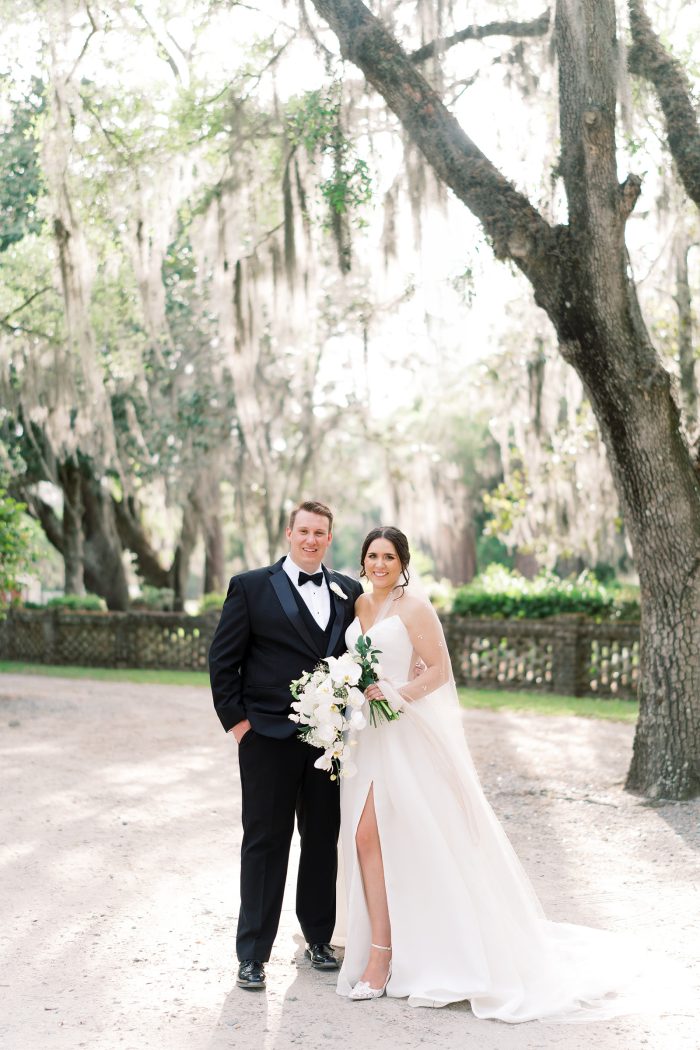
[{"xmin": 336, "ymin": 613, "xmax": 659, "ymax": 1021}]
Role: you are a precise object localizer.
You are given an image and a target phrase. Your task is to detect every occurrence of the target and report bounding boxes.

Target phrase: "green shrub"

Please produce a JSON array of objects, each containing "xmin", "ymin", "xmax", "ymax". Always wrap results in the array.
[
  {"xmin": 131, "ymin": 586, "xmax": 175, "ymax": 611},
  {"xmin": 46, "ymin": 594, "xmax": 107, "ymax": 611},
  {"xmin": 0, "ymin": 486, "xmax": 36, "ymax": 616},
  {"xmin": 199, "ymin": 591, "xmax": 227, "ymax": 613},
  {"xmin": 452, "ymin": 566, "xmax": 639, "ymax": 621}
]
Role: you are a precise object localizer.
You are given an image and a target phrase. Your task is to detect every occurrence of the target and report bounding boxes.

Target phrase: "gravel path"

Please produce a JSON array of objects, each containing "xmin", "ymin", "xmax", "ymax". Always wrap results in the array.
[{"xmin": 1, "ymin": 673, "xmax": 697, "ymax": 1050}]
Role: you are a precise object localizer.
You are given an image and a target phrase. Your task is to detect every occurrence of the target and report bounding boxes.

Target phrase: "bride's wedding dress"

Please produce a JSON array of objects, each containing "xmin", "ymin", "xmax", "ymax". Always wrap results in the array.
[{"xmin": 336, "ymin": 608, "xmax": 662, "ymax": 1022}]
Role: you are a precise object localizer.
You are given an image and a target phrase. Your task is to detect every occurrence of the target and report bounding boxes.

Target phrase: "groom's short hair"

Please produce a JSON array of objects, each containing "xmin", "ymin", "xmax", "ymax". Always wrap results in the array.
[{"xmin": 288, "ymin": 500, "xmax": 334, "ymax": 532}]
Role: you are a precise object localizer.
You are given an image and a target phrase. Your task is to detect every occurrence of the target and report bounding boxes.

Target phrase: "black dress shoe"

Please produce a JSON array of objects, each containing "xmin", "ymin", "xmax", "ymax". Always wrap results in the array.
[
  {"xmin": 237, "ymin": 960, "xmax": 266, "ymax": 989},
  {"xmin": 305, "ymin": 942, "xmax": 339, "ymax": 970}
]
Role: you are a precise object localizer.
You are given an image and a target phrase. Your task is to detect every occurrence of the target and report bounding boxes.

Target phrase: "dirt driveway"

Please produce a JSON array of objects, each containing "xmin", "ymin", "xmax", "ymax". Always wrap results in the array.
[{"xmin": 1, "ymin": 673, "xmax": 697, "ymax": 1050}]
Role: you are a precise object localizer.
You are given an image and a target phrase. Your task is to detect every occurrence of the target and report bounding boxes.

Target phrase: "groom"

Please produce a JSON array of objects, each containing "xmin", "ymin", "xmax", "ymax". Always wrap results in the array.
[{"xmin": 209, "ymin": 500, "xmax": 363, "ymax": 990}]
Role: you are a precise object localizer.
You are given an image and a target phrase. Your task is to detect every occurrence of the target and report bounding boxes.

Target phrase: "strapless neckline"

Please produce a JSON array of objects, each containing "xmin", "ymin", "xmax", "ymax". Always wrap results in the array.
[{"xmin": 351, "ymin": 613, "xmax": 404, "ymax": 636}]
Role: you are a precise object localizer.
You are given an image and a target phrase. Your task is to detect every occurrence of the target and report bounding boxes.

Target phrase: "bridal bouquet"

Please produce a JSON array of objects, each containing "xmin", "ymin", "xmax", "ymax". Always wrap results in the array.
[{"xmin": 289, "ymin": 635, "xmax": 402, "ymax": 780}]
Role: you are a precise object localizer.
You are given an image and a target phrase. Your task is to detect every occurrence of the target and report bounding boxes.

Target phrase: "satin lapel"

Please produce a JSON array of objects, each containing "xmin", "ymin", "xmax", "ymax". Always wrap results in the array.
[
  {"xmin": 270, "ymin": 568, "xmax": 319, "ymax": 656},
  {"xmin": 325, "ymin": 571, "xmax": 348, "ymax": 657}
]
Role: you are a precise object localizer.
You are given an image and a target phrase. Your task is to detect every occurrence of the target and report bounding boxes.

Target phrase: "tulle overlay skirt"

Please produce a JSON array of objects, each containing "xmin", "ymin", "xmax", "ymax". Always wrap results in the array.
[{"xmin": 336, "ymin": 685, "xmax": 660, "ymax": 1022}]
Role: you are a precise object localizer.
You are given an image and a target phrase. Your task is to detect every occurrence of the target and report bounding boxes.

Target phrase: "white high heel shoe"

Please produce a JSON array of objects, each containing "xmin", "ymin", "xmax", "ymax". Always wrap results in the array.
[{"xmin": 349, "ymin": 943, "xmax": 392, "ymax": 1001}]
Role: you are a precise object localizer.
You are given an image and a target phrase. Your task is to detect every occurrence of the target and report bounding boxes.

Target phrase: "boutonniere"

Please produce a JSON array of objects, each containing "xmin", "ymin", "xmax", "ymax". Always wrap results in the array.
[{"xmin": 329, "ymin": 581, "xmax": 347, "ymax": 600}]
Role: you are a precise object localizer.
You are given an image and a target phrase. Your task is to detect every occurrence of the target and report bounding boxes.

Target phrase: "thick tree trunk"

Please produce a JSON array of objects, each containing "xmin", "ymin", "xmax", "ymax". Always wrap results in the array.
[
  {"xmin": 203, "ymin": 503, "xmax": 225, "ymax": 594},
  {"xmin": 112, "ymin": 494, "xmax": 172, "ymax": 589},
  {"xmin": 310, "ymin": 0, "xmax": 700, "ymax": 798},
  {"xmin": 204, "ymin": 522, "xmax": 225, "ymax": 594},
  {"xmin": 554, "ymin": 0, "xmax": 700, "ymax": 799},
  {"xmin": 58, "ymin": 460, "xmax": 84, "ymax": 595},
  {"xmin": 80, "ymin": 472, "xmax": 130, "ymax": 611},
  {"xmin": 171, "ymin": 496, "xmax": 199, "ymax": 611}
]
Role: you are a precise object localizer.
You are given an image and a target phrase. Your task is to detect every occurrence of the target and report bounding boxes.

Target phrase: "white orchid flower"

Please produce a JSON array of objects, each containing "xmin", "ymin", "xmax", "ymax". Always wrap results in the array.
[
  {"xmin": 348, "ymin": 709, "xmax": 367, "ymax": 731},
  {"xmin": 315, "ymin": 719, "xmax": 340, "ymax": 745},
  {"xmin": 326, "ymin": 652, "xmax": 362, "ymax": 687},
  {"xmin": 346, "ymin": 686, "xmax": 365, "ymax": 709}
]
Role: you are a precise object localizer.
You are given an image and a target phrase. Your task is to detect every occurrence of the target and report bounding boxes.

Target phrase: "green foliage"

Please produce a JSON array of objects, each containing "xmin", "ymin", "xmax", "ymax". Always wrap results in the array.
[
  {"xmin": 452, "ymin": 565, "xmax": 640, "ymax": 621},
  {"xmin": 131, "ymin": 586, "xmax": 175, "ymax": 611},
  {"xmin": 0, "ymin": 485, "xmax": 35, "ymax": 611},
  {"xmin": 0, "ymin": 77, "xmax": 46, "ymax": 252},
  {"xmin": 482, "ymin": 469, "xmax": 528, "ymax": 539},
  {"xmin": 476, "ymin": 533, "xmax": 514, "ymax": 571},
  {"xmin": 287, "ymin": 85, "xmax": 372, "ymax": 223},
  {"xmin": 45, "ymin": 594, "xmax": 107, "ymax": 611},
  {"xmin": 199, "ymin": 591, "xmax": 227, "ymax": 613}
]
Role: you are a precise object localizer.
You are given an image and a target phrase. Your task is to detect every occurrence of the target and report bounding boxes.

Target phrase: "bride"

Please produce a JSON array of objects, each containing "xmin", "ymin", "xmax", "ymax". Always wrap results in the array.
[{"xmin": 336, "ymin": 525, "xmax": 655, "ymax": 1021}]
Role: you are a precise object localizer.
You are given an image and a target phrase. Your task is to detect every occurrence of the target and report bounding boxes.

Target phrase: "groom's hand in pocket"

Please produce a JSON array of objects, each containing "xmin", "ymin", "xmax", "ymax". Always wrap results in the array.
[{"xmin": 230, "ymin": 719, "xmax": 252, "ymax": 744}]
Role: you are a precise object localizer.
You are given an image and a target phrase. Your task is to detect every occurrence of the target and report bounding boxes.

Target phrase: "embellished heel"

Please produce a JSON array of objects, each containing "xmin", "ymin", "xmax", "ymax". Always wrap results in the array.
[{"xmin": 349, "ymin": 943, "xmax": 392, "ymax": 1001}]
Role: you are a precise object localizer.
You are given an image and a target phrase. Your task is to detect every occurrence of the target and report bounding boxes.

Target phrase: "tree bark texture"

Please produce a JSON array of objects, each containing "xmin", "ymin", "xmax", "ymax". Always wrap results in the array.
[
  {"xmin": 58, "ymin": 460, "xmax": 85, "ymax": 596},
  {"xmin": 628, "ymin": 0, "xmax": 700, "ymax": 211},
  {"xmin": 171, "ymin": 494, "xmax": 199, "ymax": 611},
  {"xmin": 202, "ymin": 476, "xmax": 225, "ymax": 594},
  {"xmin": 310, "ymin": 0, "xmax": 700, "ymax": 798},
  {"xmin": 411, "ymin": 10, "xmax": 550, "ymax": 63},
  {"xmin": 112, "ymin": 495, "xmax": 172, "ymax": 590},
  {"xmin": 79, "ymin": 472, "xmax": 130, "ymax": 611}
]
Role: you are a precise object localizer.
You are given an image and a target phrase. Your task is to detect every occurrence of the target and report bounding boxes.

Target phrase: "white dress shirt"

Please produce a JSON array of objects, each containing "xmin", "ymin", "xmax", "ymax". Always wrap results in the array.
[{"xmin": 283, "ymin": 554, "xmax": 331, "ymax": 628}]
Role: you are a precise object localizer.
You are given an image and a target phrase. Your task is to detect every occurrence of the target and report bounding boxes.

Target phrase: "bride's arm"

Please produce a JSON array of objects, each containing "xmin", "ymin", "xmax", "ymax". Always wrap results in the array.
[{"xmin": 395, "ymin": 601, "xmax": 451, "ymax": 701}]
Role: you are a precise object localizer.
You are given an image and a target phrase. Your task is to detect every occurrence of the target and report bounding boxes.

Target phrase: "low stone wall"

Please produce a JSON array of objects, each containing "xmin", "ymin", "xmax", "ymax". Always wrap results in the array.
[
  {"xmin": 0, "ymin": 608, "xmax": 641, "ymax": 697},
  {"xmin": 442, "ymin": 615, "xmax": 640, "ymax": 698},
  {"xmin": 0, "ymin": 608, "xmax": 219, "ymax": 671}
]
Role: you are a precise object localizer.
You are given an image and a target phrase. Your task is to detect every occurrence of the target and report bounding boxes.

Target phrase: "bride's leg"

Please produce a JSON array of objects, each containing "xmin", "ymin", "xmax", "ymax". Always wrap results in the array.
[{"xmin": 355, "ymin": 785, "xmax": 392, "ymax": 987}]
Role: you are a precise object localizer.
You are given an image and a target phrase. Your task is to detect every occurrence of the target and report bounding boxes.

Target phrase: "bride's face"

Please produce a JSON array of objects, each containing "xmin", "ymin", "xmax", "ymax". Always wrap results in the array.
[{"xmin": 363, "ymin": 538, "xmax": 403, "ymax": 592}]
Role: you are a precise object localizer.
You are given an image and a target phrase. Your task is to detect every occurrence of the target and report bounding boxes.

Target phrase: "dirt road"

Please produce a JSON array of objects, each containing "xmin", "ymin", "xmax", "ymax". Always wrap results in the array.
[{"xmin": 1, "ymin": 673, "xmax": 697, "ymax": 1050}]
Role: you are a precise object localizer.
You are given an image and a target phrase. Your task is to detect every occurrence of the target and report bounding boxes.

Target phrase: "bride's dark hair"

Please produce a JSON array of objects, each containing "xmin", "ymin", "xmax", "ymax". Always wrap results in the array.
[{"xmin": 360, "ymin": 526, "xmax": 411, "ymax": 592}]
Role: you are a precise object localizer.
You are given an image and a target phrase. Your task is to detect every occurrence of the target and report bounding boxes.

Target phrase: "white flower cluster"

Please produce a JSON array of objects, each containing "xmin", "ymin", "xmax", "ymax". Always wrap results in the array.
[{"xmin": 290, "ymin": 652, "xmax": 368, "ymax": 780}]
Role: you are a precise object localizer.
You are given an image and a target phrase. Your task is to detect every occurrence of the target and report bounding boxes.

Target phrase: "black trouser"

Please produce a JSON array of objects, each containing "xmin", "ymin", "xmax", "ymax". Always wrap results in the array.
[{"xmin": 236, "ymin": 730, "xmax": 340, "ymax": 961}]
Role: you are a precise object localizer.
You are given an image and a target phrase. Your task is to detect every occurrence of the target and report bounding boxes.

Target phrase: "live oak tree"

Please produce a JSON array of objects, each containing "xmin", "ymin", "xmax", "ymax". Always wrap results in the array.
[
  {"xmin": 307, "ymin": 0, "xmax": 700, "ymax": 799},
  {"xmin": 0, "ymin": 2, "xmax": 374, "ymax": 601}
]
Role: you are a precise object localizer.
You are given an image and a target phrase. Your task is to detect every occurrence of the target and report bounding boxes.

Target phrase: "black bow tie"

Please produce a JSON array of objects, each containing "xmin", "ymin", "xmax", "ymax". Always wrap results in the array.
[{"xmin": 298, "ymin": 571, "xmax": 324, "ymax": 587}]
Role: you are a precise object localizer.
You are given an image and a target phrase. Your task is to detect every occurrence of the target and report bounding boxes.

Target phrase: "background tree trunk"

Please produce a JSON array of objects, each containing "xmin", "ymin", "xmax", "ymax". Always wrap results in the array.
[
  {"xmin": 202, "ymin": 475, "xmax": 225, "ymax": 595},
  {"xmin": 80, "ymin": 472, "xmax": 130, "ymax": 611},
  {"xmin": 112, "ymin": 495, "xmax": 172, "ymax": 590},
  {"xmin": 171, "ymin": 494, "xmax": 199, "ymax": 611},
  {"xmin": 58, "ymin": 460, "xmax": 84, "ymax": 596}
]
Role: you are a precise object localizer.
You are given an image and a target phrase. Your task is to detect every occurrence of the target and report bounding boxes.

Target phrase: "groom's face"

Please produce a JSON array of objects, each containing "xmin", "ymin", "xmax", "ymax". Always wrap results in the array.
[{"xmin": 287, "ymin": 510, "xmax": 332, "ymax": 571}]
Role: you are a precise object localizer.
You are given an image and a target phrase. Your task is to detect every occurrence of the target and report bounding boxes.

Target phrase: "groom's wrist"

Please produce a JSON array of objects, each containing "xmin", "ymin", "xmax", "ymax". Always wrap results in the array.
[{"xmin": 229, "ymin": 718, "xmax": 251, "ymax": 742}]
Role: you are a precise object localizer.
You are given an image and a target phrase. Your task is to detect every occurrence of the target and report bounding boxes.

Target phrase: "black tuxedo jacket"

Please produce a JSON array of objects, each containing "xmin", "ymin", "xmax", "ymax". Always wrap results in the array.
[{"xmin": 209, "ymin": 557, "xmax": 363, "ymax": 738}]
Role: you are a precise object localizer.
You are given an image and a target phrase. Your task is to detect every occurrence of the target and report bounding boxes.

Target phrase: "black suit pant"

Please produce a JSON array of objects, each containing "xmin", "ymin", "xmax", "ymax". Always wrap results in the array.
[{"xmin": 236, "ymin": 730, "xmax": 340, "ymax": 961}]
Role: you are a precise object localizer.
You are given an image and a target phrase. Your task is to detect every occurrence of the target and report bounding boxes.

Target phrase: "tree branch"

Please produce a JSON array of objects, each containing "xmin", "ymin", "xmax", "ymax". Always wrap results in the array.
[
  {"xmin": 411, "ymin": 10, "xmax": 550, "ymax": 63},
  {"xmin": 23, "ymin": 493, "xmax": 64, "ymax": 553},
  {"xmin": 628, "ymin": 0, "xmax": 700, "ymax": 210},
  {"xmin": 619, "ymin": 173, "xmax": 642, "ymax": 220},
  {"xmin": 308, "ymin": 0, "xmax": 557, "ymax": 297},
  {"xmin": 64, "ymin": 5, "xmax": 99, "ymax": 83},
  {"xmin": 0, "ymin": 286, "xmax": 55, "ymax": 324},
  {"xmin": 112, "ymin": 495, "xmax": 171, "ymax": 589}
]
